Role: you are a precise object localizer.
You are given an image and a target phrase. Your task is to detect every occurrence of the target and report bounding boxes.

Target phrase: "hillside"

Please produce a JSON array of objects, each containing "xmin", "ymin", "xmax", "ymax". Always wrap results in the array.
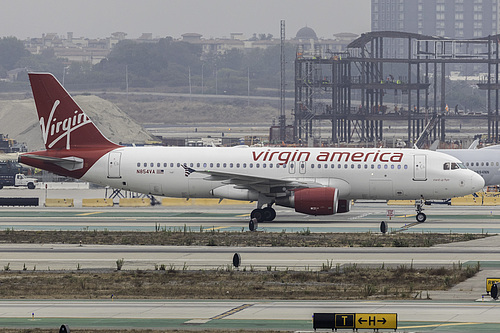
[{"xmin": 0, "ymin": 95, "xmax": 155, "ymax": 151}]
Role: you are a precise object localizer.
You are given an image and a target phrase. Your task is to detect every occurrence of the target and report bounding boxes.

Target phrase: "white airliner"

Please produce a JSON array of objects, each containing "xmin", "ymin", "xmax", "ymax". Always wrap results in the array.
[
  {"xmin": 438, "ymin": 143, "xmax": 500, "ymax": 186},
  {"xmin": 19, "ymin": 73, "xmax": 484, "ymax": 229}
]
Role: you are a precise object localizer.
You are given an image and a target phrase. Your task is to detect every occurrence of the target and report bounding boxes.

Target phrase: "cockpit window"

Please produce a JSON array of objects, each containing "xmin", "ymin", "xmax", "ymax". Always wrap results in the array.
[{"xmin": 444, "ymin": 162, "xmax": 466, "ymax": 170}]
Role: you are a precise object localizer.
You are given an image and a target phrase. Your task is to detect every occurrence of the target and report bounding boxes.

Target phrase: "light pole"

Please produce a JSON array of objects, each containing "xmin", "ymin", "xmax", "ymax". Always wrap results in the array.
[
  {"xmin": 215, "ymin": 64, "xmax": 218, "ymax": 95},
  {"xmin": 201, "ymin": 62, "xmax": 205, "ymax": 95},
  {"xmin": 62, "ymin": 66, "xmax": 69, "ymax": 86}
]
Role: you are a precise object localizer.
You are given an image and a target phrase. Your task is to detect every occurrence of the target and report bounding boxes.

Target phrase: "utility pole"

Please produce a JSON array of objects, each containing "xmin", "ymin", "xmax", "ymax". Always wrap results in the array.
[{"xmin": 279, "ymin": 20, "xmax": 286, "ymax": 143}]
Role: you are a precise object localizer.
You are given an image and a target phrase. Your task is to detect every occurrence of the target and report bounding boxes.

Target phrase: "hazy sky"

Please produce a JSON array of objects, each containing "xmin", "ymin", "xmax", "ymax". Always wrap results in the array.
[{"xmin": 2, "ymin": 0, "xmax": 370, "ymax": 40}]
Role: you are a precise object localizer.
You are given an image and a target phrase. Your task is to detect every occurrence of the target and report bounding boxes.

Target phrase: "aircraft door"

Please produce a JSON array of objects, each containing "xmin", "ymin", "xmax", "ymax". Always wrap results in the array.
[
  {"xmin": 299, "ymin": 161, "xmax": 307, "ymax": 174},
  {"xmin": 413, "ymin": 154, "xmax": 427, "ymax": 181},
  {"xmin": 288, "ymin": 162, "xmax": 296, "ymax": 174},
  {"xmin": 107, "ymin": 152, "xmax": 121, "ymax": 178}
]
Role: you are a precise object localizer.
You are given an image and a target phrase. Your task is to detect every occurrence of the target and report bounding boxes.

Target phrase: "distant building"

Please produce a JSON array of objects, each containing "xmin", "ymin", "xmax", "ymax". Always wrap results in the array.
[
  {"xmin": 21, "ymin": 27, "xmax": 357, "ymax": 66},
  {"xmin": 371, "ymin": 0, "xmax": 499, "ymax": 73},
  {"xmin": 372, "ymin": 0, "xmax": 498, "ymax": 38}
]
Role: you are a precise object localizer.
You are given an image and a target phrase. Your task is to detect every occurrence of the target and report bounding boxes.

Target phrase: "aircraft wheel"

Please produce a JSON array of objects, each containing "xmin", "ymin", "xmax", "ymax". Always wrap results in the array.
[
  {"xmin": 262, "ymin": 207, "xmax": 276, "ymax": 221},
  {"xmin": 416, "ymin": 212, "xmax": 427, "ymax": 223},
  {"xmin": 251, "ymin": 209, "xmax": 265, "ymax": 222}
]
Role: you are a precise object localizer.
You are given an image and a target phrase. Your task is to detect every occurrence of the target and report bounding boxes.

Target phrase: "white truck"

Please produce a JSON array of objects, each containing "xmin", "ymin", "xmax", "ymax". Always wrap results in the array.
[
  {"xmin": 0, "ymin": 160, "xmax": 38, "ymax": 189},
  {"xmin": 0, "ymin": 173, "xmax": 38, "ymax": 189}
]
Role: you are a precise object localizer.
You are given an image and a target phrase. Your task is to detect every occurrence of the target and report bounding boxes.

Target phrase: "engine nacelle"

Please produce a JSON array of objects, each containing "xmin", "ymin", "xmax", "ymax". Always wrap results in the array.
[
  {"xmin": 210, "ymin": 185, "xmax": 260, "ymax": 201},
  {"xmin": 275, "ymin": 187, "xmax": 339, "ymax": 216},
  {"xmin": 337, "ymin": 199, "xmax": 351, "ymax": 213}
]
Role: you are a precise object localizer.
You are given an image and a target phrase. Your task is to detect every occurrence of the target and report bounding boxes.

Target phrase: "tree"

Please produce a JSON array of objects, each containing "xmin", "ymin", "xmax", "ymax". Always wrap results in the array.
[{"xmin": 0, "ymin": 37, "xmax": 30, "ymax": 74}]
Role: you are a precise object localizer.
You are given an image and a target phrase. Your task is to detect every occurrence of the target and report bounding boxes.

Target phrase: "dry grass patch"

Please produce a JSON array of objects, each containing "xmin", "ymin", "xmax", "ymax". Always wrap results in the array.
[
  {"xmin": 0, "ymin": 229, "xmax": 488, "ymax": 247},
  {"xmin": 0, "ymin": 262, "xmax": 480, "ymax": 300}
]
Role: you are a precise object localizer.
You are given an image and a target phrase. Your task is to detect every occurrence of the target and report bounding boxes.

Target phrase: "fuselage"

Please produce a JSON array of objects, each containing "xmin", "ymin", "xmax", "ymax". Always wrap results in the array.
[
  {"xmin": 80, "ymin": 146, "xmax": 484, "ymax": 201},
  {"xmin": 439, "ymin": 145, "xmax": 500, "ymax": 186}
]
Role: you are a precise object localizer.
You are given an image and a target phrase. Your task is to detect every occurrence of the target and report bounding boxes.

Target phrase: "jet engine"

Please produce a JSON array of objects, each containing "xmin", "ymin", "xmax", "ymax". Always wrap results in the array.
[
  {"xmin": 337, "ymin": 199, "xmax": 351, "ymax": 213},
  {"xmin": 275, "ymin": 187, "xmax": 339, "ymax": 215}
]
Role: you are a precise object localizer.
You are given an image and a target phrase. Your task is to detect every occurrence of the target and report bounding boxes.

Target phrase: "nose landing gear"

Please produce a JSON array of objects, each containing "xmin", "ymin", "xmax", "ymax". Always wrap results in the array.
[{"xmin": 415, "ymin": 199, "xmax": 427, "ymax": 223}]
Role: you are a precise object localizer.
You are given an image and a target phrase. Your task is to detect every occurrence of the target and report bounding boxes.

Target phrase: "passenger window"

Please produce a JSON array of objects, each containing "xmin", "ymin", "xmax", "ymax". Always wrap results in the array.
[
  {"xmin": 203, "ymin": 163, "xmax": 207, "ymax": 168},
  {"xmin": 384, "ymin": 165, "xmax": 388, "ymax": 169},
  {"xmin": 217, "ymin": 163, "xmax": 220, "ymax": 168},
  {"xmin": 236, "ymin": 163, "xmax": 240, "ymax": 168},
  {"xmin": 344, "ymin": 164, "xmax": 348, "ymax": 169},
  {"xmin": 263, "ymin": 163, "xmax": 266, "ymax": 168},
  {"xmin": 269, "ymin": 163, "xmax": 273, "ymax": 168},
  {"xmin": 358, "ymin": 164, "xmax": 361, "ymax": 169},
  {"xmin": 223, "ymin": 163, "xmax": 227, "ymax": 168},
  {"xmin": 351, "ymin": 164, "xmax": 354, "ymax": 169},
  {"xmin": 170, "ymin": 163, "xmax": 174, "ymax": 168},
  {"xmin": 150, "ymin": 163, "xmax": 154, "ymax": 167},
  {"xmin": 157, "ymin": 163, "xmax": 160, "ymax": 167},
  {"xmin": 317, "ymin": 164, "xmax": 321, "ymax": 169},
  {"xmin": 243, "ymin": 163, "xmax": 247, "ymax": 168},
  {"xmin": 230, "ymin": 163, "xmax": 234, "ymax": 168},
  {"xmin": 377, "ymin": 165, "xmax": 381, "ymax": 169},
  {"xmin": 137, "ymin": 163, "xmax": 140, "ymax": 167},
  {"xmin": 249, "ymin": 163, "xmax": 253, "ymax": 168},
  {"xmin": 163, "ymin": 163, "xmax": 167, "ymax": 167},
  {"xmin": 391, "ymin": 165, "xmax": 394, "ymax": 169},
  {"xmin": 256, "ymin": 163, "xmax": 260, "ymax": 168},
  {"xmin": 397, "ymin": 165, "xmax": 401, "ymax": 169},
  {"xmin": 331, "ymin": 164, "xmax": 335, "ymax": 169},
  {"xmin": 190, "ymin": 163, "xmax": 194, "ymax": 167},
  {"xmin": 311, "ymin": 164, "xmax": 314, "ymax": 169},
  {"xmin": 197, "ymin": 163, "xmax": 200, "ymax": 168},
  {"xmin": 210, "ymin": 163, "xmax": 214, "ymax": 168},
  {"xmin": 364, "ymin": 164, "xmax": 368, "ymax": 169},
  {"xmin": 324, "ymin": 164, "xmax": 328, "ymax": 169}
]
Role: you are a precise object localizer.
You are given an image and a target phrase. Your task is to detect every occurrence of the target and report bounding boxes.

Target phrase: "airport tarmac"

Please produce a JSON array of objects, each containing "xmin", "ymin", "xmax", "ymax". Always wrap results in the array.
[
  {"xmin": 1, "ymin": 187, "xmax": 500, "ymax": 331},
  {"xmin": 1, "ymin": 299, "xmax": 500, "ymax": 332}
]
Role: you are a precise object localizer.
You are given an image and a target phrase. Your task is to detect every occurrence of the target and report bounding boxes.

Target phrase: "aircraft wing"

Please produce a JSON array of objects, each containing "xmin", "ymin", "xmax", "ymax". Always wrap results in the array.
[{"xmin": 183, "ymin": 165, "xmax": 322, "ymax": 192}]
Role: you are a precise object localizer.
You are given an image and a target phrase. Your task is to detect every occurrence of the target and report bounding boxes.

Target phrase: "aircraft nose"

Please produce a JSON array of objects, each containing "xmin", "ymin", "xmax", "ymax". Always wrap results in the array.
[{"xmin": 470, "ymin": 172, "xmax": 485, "ymax": 192}]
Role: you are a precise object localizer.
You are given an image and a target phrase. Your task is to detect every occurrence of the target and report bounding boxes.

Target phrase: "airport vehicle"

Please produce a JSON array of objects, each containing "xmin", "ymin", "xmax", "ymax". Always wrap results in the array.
[
  {"xmin": 19, "ymin": 73, "xmax": 484, "ymax": 228},
  {"xmin": 0, "ymin": 161, "xmax": 37, "ymax": 189}
]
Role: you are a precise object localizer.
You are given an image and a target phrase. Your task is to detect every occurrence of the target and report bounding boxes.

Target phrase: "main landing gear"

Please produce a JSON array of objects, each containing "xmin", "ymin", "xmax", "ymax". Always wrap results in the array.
[
  {"xmin": 415, "ymin": 199, "xmax": 427, "ymax": 223},
  {"xmin": 249, "ymin": 204, "xmax": 276, "ymax": 231}
]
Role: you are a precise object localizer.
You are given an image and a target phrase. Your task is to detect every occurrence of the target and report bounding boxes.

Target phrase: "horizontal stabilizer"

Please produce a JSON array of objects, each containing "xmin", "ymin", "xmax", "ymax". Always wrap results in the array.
[{"xmin": 22, "ymin": 154, "xmax": 84, "ymax": 171}]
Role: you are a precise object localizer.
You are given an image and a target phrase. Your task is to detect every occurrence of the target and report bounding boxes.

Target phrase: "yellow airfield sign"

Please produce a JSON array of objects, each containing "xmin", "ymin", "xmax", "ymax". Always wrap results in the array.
[
  {"xmin": 355, "ymin": 313, "xmax": 397, "ymax": 329},
  {"xmin": 486, "ymin": 278, "xmax": 500, "ymax": 292}
]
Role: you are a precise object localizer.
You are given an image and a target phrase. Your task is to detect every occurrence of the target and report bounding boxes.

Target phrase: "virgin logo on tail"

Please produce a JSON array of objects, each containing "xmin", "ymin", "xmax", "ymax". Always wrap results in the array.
[{"xmin": 39, "ymin": 100, "xmax": 92, "ymax": 149}]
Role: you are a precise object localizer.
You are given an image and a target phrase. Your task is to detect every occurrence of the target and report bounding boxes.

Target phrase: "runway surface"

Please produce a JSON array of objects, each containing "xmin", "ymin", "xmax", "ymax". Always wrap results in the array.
[
  {"xmin": 1, "ymin": 187, "xmax": 500, "ymax": 331},
  {"xmin": 2, "ymin": 300, "xmax": 500, "ymax": 332}
]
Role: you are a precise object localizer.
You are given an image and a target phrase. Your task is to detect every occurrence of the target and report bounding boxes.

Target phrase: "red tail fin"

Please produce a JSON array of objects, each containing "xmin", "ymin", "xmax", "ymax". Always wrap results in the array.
[{"xmin": 28, "ymin": 72, "xmax": 119, "ymax": 150}]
